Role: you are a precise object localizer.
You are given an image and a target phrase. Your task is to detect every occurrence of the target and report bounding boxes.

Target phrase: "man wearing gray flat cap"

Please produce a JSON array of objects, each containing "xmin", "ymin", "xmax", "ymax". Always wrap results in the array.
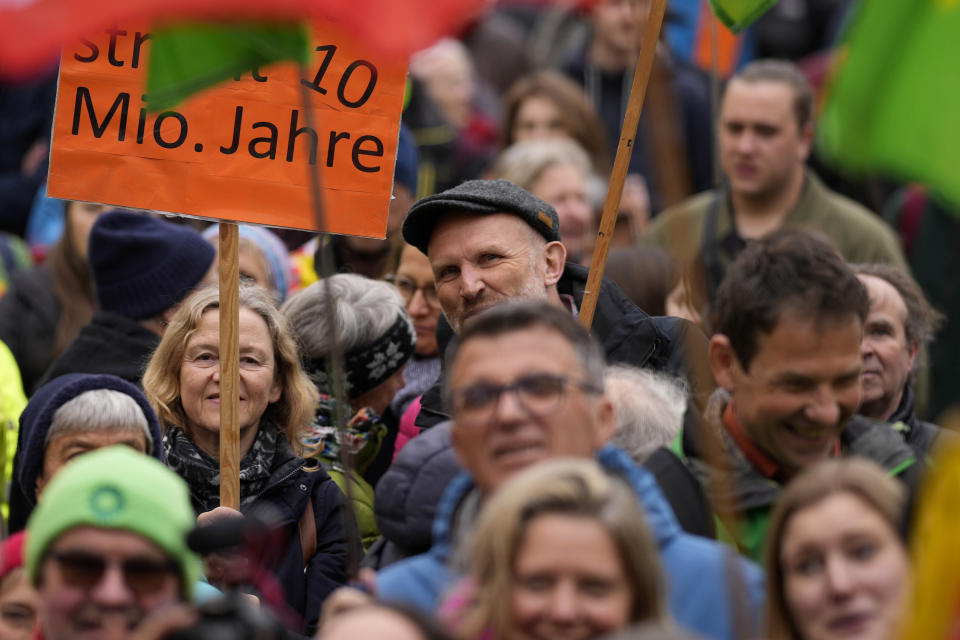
[
  {"xmin": 360, "ymin": 181, "xmax": 731, "ymax": 627},
  {"xmin": 401, "ymin": 178, "xmax": 714, "ymax": 429}
]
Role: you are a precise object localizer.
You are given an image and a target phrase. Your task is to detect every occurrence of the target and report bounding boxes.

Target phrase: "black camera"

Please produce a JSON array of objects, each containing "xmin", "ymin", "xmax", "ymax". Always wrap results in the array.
[
  {"xmin": 165, "ymin": 507, "xmax": 296, "ymax": 640},
  {"xmin": 164, "ymin": 592, "xmax": 287, "ymax": 640}
]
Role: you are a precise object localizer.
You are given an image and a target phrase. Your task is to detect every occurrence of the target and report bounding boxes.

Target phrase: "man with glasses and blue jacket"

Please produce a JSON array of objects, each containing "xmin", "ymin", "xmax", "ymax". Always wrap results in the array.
[{"xmin": 375, "ymin": 301, "xmax": 765, "ymax": 640}]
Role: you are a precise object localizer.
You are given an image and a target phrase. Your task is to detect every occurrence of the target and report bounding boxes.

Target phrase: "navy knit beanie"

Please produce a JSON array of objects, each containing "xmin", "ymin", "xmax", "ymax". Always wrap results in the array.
[
  {"xmin": 89, "ymin": 211, "xmax": 215, "ymax": 319},
  {"xmin": 16, "ymin": 373, "xmax": 163, "ymax": 509}
]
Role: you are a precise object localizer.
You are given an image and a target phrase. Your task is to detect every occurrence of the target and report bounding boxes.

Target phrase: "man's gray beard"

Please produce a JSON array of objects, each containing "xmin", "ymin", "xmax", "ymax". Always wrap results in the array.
[{"xmin": 445, "ymin": 271, "xmax": 550, "ymax": 335}]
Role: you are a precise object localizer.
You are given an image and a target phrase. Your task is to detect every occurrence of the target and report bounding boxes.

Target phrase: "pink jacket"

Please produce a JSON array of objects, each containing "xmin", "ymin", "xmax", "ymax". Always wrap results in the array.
[{"xmin": 393, "ymin": 395, "xmax": 423, "ymax": 461}]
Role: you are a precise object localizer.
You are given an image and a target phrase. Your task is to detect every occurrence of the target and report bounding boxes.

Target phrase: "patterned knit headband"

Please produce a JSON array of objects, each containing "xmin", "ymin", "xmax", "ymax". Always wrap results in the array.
[{"xmin": 306, "ymin": 314, "xmax": 416, "ymax": 399}]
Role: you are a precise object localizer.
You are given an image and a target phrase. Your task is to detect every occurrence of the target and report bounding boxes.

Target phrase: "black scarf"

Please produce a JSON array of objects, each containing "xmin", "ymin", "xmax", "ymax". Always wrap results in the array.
[{"xmin": 163, "ymin": 425, "xmax": 280, "ymax": 513}]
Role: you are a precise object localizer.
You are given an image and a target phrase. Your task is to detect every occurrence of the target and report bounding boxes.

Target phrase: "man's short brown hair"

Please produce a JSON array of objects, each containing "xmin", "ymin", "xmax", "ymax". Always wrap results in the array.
[
  {"xmin": 726, "ymin": 59, "xmax": 814, "ymax": 130},
  {"xmin": 712, "ymin": 229, "xmax": 869, "ymax": 371}
]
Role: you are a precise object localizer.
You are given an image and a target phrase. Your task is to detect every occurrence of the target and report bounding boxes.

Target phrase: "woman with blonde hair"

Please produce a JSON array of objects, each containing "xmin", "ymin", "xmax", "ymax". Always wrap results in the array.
[
  {"xmin": 451, "ymin": 458, "xmax": 665, "ymax": 640},
  {"xmin": 143, "ymin": 284, "xmax": 347, "ymax": 634},
  {"xmin": 765, "ymin": 458, "xmax": 910, "ymax": 640}
]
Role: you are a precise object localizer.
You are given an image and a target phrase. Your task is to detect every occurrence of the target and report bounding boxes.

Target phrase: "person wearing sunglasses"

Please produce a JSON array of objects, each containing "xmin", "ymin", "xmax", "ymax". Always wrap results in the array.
[{"xmin": 24, "ymin": 446, "xmax": 201, "ymax": 640}]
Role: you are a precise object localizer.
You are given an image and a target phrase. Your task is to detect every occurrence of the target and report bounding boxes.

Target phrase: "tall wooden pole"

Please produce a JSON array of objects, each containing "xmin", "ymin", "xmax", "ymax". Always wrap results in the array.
[
  {"xmin": 708, "ymin": 10, "xmax": 722, "ymax": 187},
  {"xmin": 579, "ymin": 0, "xmax": 669, "ymax": 330},
  {"xmin": 218, "ymin": 222, "xmax": 240, "ymax": 509},
  {"xmin": 298, "ymin": 68, "xmax": 362, "ymax": 579}
]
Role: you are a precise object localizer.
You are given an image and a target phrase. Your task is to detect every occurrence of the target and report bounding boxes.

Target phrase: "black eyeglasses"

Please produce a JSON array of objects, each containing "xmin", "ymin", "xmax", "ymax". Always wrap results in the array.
[
  {"xmin": 448, "ymin": 373, "xmax": 602, "ymax": 424},
  {"xmin": 48, "ymin": 550, "xmax": 179, "ymax": 597},
  {"xmin": 386, "ymin": 274, "xmax": 441, "ymax": 310}
]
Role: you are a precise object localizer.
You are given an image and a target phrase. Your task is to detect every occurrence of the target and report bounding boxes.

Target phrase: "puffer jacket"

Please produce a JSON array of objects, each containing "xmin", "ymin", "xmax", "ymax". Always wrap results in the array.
[{"xmin": 363, "ymin": 421, "xmax": 461, "ymax": 570}]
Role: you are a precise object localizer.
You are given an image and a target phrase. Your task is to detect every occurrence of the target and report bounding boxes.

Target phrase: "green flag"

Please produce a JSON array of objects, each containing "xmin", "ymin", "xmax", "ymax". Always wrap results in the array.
[
  {"xmin": 818, "ymin": 0, "xmax": 960, "ymax": 211},
  {"xmin": 146, "ymin": 21, "xmax": 311, "ymax": 111},
  {"xmin": 707, "ymin": 0, "xmax": 778, "ymax": 32}
]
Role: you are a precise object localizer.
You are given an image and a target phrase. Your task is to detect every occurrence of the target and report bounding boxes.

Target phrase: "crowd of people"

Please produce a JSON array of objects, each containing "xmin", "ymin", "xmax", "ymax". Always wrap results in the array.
[{"xmin": 0, "ymin": 0, "xmax": 956, "ymax": 639}]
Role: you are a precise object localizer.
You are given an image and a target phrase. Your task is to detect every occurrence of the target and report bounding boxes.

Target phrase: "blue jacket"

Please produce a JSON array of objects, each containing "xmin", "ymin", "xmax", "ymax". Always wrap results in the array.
[{"xmin": 378, "ymin": 445, "xmax": 765, "ymax": 640}]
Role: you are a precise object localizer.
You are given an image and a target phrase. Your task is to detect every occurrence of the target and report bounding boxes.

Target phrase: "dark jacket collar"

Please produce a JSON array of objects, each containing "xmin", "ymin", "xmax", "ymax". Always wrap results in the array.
[
  {"xmin": 558, "ymin": 262, "xmax": 668, "ymax": 368},
  {"xmin": 690, "ymin": 389, "xmax": 918, "ymax": 513},
  {"xmin": 888, "ymin": 385, "xmax": 919, "ymax": 430}
]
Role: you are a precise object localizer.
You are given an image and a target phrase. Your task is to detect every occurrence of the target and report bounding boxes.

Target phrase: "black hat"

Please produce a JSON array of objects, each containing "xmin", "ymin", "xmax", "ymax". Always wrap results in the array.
[
  {"xmin": 89, "ymin": 211, "xmax": 215, "ymax": 319},
  {"xmin": 402, "ymin": 179, "xmax": 561, "ymax": 254}
]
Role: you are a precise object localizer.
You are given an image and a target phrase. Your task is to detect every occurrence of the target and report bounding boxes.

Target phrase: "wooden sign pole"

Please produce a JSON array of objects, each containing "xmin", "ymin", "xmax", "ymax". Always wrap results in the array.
[
  {"xmin": 218, "ymin": 222, "xmax": 241, "ymax": 509},
  {"xmin": 298, "ymin": 69, "xmax": 362, "ymax": 579},
  {"xmin": 579, "ymin": 0, "xmax": 669, "ymax": 330}
]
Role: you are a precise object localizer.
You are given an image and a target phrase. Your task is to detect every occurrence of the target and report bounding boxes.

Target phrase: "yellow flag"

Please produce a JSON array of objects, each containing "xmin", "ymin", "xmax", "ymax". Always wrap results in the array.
[{"xmin": 899, "ymin": 426, "xmax": 960, "ymax": 639}]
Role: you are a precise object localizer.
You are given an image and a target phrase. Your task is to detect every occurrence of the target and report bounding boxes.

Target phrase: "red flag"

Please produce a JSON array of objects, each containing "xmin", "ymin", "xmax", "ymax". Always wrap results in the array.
[{"xmin": 0, "ymin": 0, "xmax": 488, "ymax": 78}]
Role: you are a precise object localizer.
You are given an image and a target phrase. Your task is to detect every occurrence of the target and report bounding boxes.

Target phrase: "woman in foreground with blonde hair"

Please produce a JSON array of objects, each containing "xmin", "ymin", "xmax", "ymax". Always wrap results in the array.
[
  {"xmin": 765, "ymin": 458, "xmax": 910, "ymax": 640},
  {"xmin": 449, "ymin": 458, "xmax": 666, "ymax": 640},
  {"xmin": 143, "ymin": 284, "xmax": 347, "ymax": 634}
]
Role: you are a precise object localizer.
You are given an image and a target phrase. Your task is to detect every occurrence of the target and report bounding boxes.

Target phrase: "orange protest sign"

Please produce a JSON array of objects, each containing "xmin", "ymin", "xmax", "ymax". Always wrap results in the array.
[{"xmin": 48, "ymin": 22, "xmax": 407, "ymax": 236}]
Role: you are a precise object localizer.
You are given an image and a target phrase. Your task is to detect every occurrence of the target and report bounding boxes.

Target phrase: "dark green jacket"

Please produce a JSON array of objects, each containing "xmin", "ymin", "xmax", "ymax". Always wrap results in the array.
[
  {"xmin": 644, "ymin": 171, "xmax": 908, "ymax": 296},
  {"xmin": 321, "ymin": 464, "xmax": 379, "ymax": 551}
]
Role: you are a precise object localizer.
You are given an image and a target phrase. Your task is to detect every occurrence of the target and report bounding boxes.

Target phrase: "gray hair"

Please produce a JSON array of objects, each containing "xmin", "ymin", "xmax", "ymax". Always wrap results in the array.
[
  {"xmin": 852, "ymin": 263, "xmax": 945, "ymax": 349},
  {"xmin": 492, "ymin": 138, "xmax": 593, "ymax": 192},
  {"xmin": 281, "ymin": 273, "xmax": 412, "ymax": 359},
  {"xmin": 606, "ymin": 365, "xmax": 687, "ymax": 462},
  {"xmin": 45, "ymin": 389, "xmax": 152, "ymax": 449}
]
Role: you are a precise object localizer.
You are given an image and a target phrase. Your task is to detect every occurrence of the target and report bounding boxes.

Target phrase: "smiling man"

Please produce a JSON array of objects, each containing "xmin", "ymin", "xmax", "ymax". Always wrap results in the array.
[
  {"xmin": 643, "ymin": 59, "xmax": 906, "ymax": 304},
  {"xmin": 684, "ymin": 229, "xmax": 920, "ymax": 561},
  {"xmin": 25, "ymin": 446, "xmax": 200, "ymax": 640},
  {"xmin": 376, "ymin": 302, "xmax": 764, "ymax": 640}
]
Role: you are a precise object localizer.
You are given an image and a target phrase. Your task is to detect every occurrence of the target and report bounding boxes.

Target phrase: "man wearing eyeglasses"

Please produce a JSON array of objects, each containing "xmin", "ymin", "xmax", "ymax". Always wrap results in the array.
[
  {"xmin": 25, "ymin": 446, "xmax": 200, "ymax": 640},
  {"xmin": 374, "ymin": 301, "xmax": 764, "ymax": 640}
]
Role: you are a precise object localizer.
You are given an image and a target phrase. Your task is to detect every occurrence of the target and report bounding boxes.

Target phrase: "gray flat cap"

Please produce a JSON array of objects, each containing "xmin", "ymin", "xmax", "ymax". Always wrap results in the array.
[{"xmin": 402, "ymin": 179, "xmax": 561, "ymax": 254}]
